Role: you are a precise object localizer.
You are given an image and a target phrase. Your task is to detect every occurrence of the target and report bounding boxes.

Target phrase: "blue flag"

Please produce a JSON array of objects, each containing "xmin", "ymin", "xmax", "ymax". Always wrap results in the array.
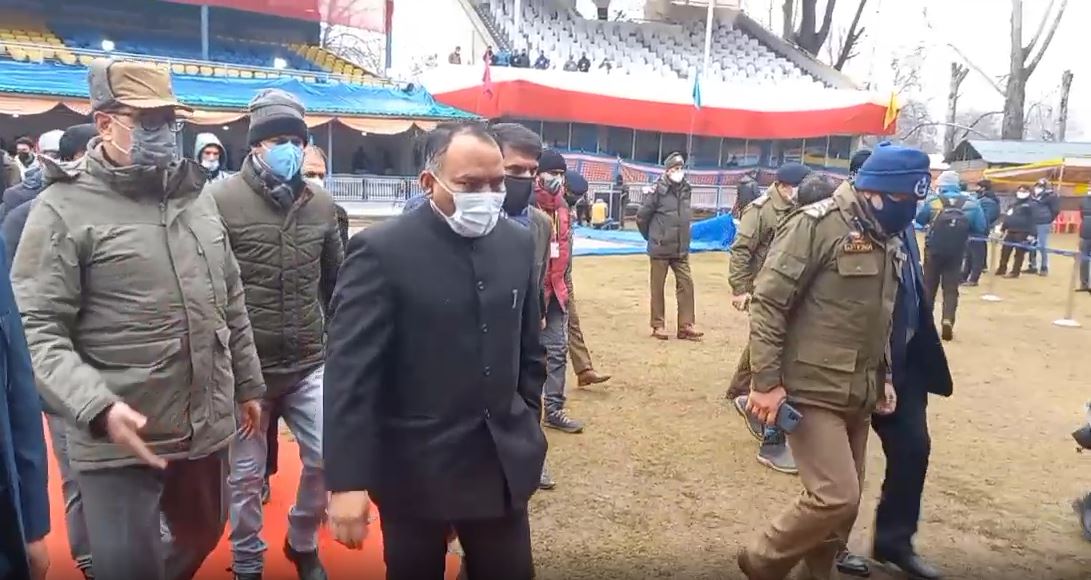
[{"xmin": 692, "ymin": 72, "xmax": 702, "ymax": 109}]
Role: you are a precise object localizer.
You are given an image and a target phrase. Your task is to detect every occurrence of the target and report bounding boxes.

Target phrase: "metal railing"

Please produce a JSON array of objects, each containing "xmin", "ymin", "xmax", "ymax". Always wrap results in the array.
[
  {"xmin": 0, "ymin": 40, "xmax": 386, "ymax": 86},
  {"xmin": 327, "ymin": 175, "xmax": 738, "ymax": 211}
]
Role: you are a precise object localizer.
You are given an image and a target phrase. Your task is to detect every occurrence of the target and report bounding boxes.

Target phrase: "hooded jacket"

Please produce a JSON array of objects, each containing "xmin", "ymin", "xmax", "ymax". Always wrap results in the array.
[
  {"xmin": 10, "ymin": 141, "xmax": 265, "ymax": 470},
  {"xmin": 1, "ymin": 158, "xmax": 64, "ymax": 266},
  {"xmin": 1030, "ymin": 188, "xmax": 1060, "ymax": 225},
  {"xmin": 206, "ymin": 157, "xmax": 344, "ymax": 398},
  {"xmin": 194, "ymin": 132, "xmax": 229, "ymax": 183},
  {"xmin": 636, "ymin": 174, "xmax": 693, "ymax": 259}
]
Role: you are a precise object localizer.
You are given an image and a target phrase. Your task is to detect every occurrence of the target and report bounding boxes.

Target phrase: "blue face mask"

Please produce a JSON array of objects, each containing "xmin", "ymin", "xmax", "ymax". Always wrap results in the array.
[
  {"xmin": 869, "ymin": 194, "xmax": 917, "ymax": 237},
  {"xmin": 262, "ymin": 142, "xmax": 303, "ymax": 182}
]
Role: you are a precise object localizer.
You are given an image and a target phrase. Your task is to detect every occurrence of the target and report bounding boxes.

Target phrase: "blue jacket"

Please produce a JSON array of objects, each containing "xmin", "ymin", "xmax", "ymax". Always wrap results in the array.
[
  {"xmin": 890, "ymin": 228, "xmax": 953, "ymax": 398},
  {"xmin": 403, "ymin": 193, "xmax": 429, "ymax": 214},
  {"xmin": 977, "ymin": 192, "xmax": 1001, "ymax": 228},
  {"xmin": 0, "ymin": 235, "xmax": 48, "ymax": 578},
  {"xmin": 915, "ymin": 189, "xmax": 988, "ymax": 237}
]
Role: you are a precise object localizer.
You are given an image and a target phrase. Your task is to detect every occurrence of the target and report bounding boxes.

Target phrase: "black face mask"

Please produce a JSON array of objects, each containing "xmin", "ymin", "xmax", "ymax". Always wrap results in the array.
[
  {"xmin": 503, "ymin": 175, "xmax": 534, "ymax": 216},
  {"xmin": 564, "ymin": 192, "xmax": 581, "ymax": 206},
  {"xmin": 17, "ymin": 152, "xmax": 32, "ymax": 165}
]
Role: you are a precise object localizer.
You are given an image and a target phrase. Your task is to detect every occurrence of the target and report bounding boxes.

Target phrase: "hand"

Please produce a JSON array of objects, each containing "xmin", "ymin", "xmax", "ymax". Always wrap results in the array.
[
  {"xmin": 875, "ymin": 382, "xmax": 897, "ymax": 416},
  {"xmin": 731, "ymin": 293, "xmax": 752, "ymax": 312},
  {"xmin": 238, "ymin": 399, "xmax": 262, "ymax": 439},
  {"xmin": 103, "ymin": 402, "xmax": 166, "ymax": 469},
  {"xmin": 26, "ymin": 539, "xmax": 48, "ymax": 580},
  {"xmin": 746, "ymin": 385, "xmax": 787, "ymax": 426},
  {"xmin": 329, "ymin": 491, "xmax": 373, "ymax": 550},
  {"xmin": 541, "ymin": 318, "xmax": 546, "ymax": 330}
]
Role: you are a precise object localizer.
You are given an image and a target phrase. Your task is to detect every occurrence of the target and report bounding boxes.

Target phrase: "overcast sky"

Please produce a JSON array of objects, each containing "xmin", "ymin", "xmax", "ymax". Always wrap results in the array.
[{"xmin": 392, "ymin": 0, "xmax": 1089, "ymax": 139}]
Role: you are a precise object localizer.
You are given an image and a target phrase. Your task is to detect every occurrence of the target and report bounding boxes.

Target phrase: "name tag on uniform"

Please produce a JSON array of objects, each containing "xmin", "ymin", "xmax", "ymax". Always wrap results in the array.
[
  {"xmin": 550, "ymin": 241, "xmax": 560, "ymax": 258},
  {"xmin": 842, "ymin": 232, "xmax": 873, "ymax": 254}
]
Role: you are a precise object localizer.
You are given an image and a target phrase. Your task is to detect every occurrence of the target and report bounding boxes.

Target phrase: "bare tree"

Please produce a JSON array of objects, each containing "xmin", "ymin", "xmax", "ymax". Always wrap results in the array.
[
  {"xmin": 782, "ymin": 0, "xmax": 869, "ymax": 71},
  {"xmin": 944, "ymin": 63, "xmax": 969, "ymax": 156},
  {"xmin": 1057, "ymin": 69, "xmax": 1074, "ymax": 141},
  {"xmin": 1001, "ymin": 0, "xmax": 1068, "ymax": 139},
  {"xmin": 321, "ymin": 25, "xmax": 385, "ymax": 75},
  {"xmin": 832, "ymin": 0, "xmax": 867, "ymax": 70},
  {"xmin": 954, "ymin": 109, "xmax": 1003, "ymax": 141},
  {"xmin": 881, "ymin": 44, "xmax": 940, "ymax": 153}
]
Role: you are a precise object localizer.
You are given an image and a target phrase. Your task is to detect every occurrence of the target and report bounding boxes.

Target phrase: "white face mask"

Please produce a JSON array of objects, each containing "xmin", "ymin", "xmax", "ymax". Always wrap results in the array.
[
  {"xmin": 1034, "ymin": 186, "xmax": 1044, "ymax": 195},
  {"xmin": 201, "ymin": 158, "xmax": 219, "ymax": 172},
  {"xmin": 304, "ymin": 176, "xmax": 325, "ymax": 190},
  {"xmin": 432, "ymin": 180, "xmax": 505, "ymax": 238},
  {"xmin": 1016, "ymin": 191, "xmax": 1030, "ymax": 200},
  {"xmin": 669, "ymin": 170, "xmax": 685, "ymax": 183}
]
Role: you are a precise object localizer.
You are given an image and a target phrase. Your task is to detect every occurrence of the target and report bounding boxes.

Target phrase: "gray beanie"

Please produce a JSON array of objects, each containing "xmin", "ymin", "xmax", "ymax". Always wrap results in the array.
[
  {"xmin": 248, "ymin": 88, "xmax": 308, "ymax": 145},
  {"xmin": 664, "ymin": 151, "xmax": 685, "ymax": 169}
]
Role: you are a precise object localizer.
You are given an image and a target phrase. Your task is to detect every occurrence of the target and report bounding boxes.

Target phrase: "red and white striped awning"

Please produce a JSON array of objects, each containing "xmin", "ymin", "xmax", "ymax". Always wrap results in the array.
[{"xmin": 420, "ymin": 65, "xmax": 895, "ymax": 140}]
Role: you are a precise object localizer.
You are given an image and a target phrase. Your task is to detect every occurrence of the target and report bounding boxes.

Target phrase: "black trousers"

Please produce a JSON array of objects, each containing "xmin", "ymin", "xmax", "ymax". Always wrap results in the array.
[
  {"xmin": 961, "ymin": 239, "xmax": 987, "ymax": 283},
  {"xmin": 923, "ymin": 250, "xmax": 962, "ymax": 324},
  {"xmin": 379, "ymin": 509, "xmax": 533, "ymax": 580},
  {"xmin": 996, "ymin": 232, "xmax": 1029, "ymax": 276},
  {"xmin": 871, "ymin": 384, "xmax": 930, "ymax": 556}
]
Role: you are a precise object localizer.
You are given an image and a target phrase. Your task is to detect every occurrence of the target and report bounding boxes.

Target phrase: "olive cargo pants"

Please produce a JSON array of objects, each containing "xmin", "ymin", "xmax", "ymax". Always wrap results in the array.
[
  {"xmin": 567, "ymin": 294, "xmax": 594, "ymax": 375},
  {"xmin": 745, "ymin": 406, "xmax": 870, "ymax": 580},
  {"xmin": 725, "ymin": 341, "xmax": 751, "ymax": 399},
  {"xmin": 649, "ymin": 257, "xmax": 696, "ymax": 330}
]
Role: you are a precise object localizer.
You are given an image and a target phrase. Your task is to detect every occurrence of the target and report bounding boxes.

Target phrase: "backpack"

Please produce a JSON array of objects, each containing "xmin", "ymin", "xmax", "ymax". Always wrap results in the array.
[{"xmin": 928, "ymin": 195, "xmax": 971, "ymax": 256}]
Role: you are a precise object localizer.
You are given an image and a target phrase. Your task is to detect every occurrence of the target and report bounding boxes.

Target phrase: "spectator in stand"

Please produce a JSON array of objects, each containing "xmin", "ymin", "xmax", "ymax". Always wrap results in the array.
[
  {"xmin": 995, "ymin": 186, "xmax": 1036, "ymax": 278},
  {"xmin": 448, "ymin": 46, "xmax": 462, "ymax": 65},
  {"xmin": 598, "ymin": 57, "xmax": 613, "ymax": 72},
  {"xmin": 563, "ymin": 55, "xmax": 578, "ymax": 71},
  {"xmin": 534, "ymin": 52, "xmax": 551, "ymax": 69},
  {"xmin": 962, "ymin": 179, "xmax": 1001, "ymax": 286},
  {"xmin": 1079, "ymin": 187, "xmax": 1091, "ymax": 292},
  {"xmin": 577, "ymin": 52, "xmax": 591, "ymax": 72},
  {"xmin": 495, "ymin": 47, "xmax": 512, "ymax": 66},
  {"xmin": 483, "ymin": 46, "xmax": 494, "ymax": 64},
  {"xmin": 194, "ymin": 132, "xmax": 230, "ymax": 183},
  {"xmin": 1025, "ymin": 177, "xmax": 1060, "ymax": 275},
  {"xmin": 518, "ymin": 49, "xmax": 532, "ymax": 68}
]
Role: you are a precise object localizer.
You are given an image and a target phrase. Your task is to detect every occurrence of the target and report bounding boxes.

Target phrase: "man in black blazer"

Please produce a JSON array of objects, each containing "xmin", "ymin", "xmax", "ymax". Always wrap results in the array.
[
  {"xmin": 837, "ymin": 224, "xmax": 953, "ymax": 580},
  {"xmin": 323, "ymin": 121, "xmax": 546, "ymax": 580}
]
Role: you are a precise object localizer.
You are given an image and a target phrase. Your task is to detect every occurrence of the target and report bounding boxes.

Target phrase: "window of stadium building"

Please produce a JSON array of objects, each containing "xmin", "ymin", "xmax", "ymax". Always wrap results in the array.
[
  {"xmin": 542, "ymin": 122, "xmax": 569, "ymax": 149},
  {"xmin": 660, "ymin": 133, "xmax": 686, "ymax": 164},
  {"xmin": 570, "ymin": 124, "xmax": 598, "ymax": 153},
  {"xmin": 691, "ymin": 136, "xmax": 720, "ymax": 168},
  {"xmin": 602, "ymin": 127, "xmax": 634, "ymax": 158}
]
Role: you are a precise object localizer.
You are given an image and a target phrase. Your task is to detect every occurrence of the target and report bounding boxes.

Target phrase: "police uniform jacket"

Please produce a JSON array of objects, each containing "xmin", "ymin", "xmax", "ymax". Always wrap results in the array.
[
  {"xmin": 323, "ymin": 203, "xmax": 548, "ymax": 521},
  {"xmin": 749, "ymin": 182, "xmax": 901, "ymax": 412},
  {"xmin": 729, "ymin": 185, "xmax": 796, "ymax": 295}
]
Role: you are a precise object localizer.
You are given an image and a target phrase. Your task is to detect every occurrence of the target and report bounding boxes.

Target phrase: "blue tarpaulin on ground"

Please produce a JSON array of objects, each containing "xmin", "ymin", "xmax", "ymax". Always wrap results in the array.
[
  {"xmin": 573, "ymin": 215, "xmax": 736, "ymax": 257},
  {"xmin": 0, "ymin": 60, "xmax": 475, "ymax": 118}
]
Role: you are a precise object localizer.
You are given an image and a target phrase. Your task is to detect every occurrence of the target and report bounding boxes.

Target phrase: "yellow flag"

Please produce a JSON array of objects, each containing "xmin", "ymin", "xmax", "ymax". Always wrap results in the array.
[{"xmin": 883, "ymin": 92, "xmax": 900, "ymax": 130}]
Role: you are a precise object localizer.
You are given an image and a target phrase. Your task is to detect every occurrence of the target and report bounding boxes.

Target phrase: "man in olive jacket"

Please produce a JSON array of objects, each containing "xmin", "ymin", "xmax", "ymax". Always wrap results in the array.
[
  {"xmin": 207, "ymin": 89, "xmax": 343, "ymax": 580},
  {"xmin": 739, "ymin": 143, "xmax": 931, "ymax": 580},
  {"xmin": 637, "ymin": 152, "xmax": 702, "ymax": 341},
  {"xmin": 11, "ymin": 59, "xmax": 265, "ymax": 580}
]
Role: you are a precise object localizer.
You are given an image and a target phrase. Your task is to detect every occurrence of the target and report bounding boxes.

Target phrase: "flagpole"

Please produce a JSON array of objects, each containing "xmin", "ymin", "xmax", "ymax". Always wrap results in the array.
[{"xmin": 703, "ymin": 0, "xmax": 714, "ymax": 76}]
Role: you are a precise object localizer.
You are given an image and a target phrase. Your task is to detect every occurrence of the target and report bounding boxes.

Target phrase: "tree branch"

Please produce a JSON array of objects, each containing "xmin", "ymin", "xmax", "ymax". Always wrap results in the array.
[
  {"xmin": 816, "ymin": 0, "xmax": 839, "ymax": 47},
  {"xmin": 1026, "ymin": 0, "xmax": 1068, "ymax": 75},
  {"xmin": 1023, "ymin": 0, "xmax": 1057, "ymax": 55},
  {"xmin": 922, "ymin": 7, "xmax": 1004, "ymax": 96},
  {"xmin": 833, "ymin": 0, "xmax": 867, "ymax": 70}
]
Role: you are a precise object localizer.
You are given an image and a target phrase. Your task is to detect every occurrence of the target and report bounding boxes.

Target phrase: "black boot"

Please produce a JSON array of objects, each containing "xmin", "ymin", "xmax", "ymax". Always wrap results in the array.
[
  {"xmin": 284, "ymin": 539, "xmax": 328, "ymax": 580},
  {"xmin": 874, "ymin": 548, "xmax": 942, "ymax": 580},
  {"xmin": 836, "ymin": 549, "xmax": 871, "ymax": 577}
]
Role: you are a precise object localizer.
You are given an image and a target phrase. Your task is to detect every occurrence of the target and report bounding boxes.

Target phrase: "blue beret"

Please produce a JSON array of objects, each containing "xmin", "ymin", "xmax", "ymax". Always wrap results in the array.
[
  {"xmin": 775, "ymin": 162, "xmax": 811, "ymax": 186},
  {"xmin": 854, "ymin": 142, "xmax": 931, "ymax": 196},
  {"xmin": 565, "ymin": 170, "xmax": 588, "ymax": 194}
]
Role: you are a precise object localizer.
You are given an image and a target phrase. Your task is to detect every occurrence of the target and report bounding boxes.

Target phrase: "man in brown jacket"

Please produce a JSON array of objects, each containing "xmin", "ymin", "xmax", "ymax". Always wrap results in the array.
[
  {"xmin": 207, "ymin": 89, "xmax": 343, "ymax": 580},
  {"xmin": 637, "ymin": 152, "xmax": 702, "ymax": 341},
  {"xmin": 726, "ymin": 162, "xmax": 810, "ymax": 475},
  {"xmin": 738, "ymin": 143, "xmax": 931, "ymax": 580},
  {"xmin": 11, "ymin": 59, "xmax": 265, "ymax": 580}
]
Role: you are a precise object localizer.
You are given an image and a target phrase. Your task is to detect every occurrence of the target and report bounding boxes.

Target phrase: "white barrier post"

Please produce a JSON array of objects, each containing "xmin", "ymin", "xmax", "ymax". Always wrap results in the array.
[
  {"xmin": 1053, "ymin": 253, "xmax": 1082, "ymax": 328},
  {"xmin": 981, "ymin": 236, "xmax": 1003, "ymax": 302}
]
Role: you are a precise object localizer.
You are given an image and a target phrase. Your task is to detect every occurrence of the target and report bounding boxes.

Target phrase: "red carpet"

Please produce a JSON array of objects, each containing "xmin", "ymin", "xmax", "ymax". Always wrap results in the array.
[{"xmin": 42, "ymin": 426, "xmax": 461, "ymax": 579}]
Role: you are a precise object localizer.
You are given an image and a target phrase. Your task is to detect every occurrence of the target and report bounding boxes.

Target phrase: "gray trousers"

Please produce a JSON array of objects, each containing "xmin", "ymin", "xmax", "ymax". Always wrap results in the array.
[
  {"xmin": 542, "ymin": 297, "xmax": 570, "ymax": 414},
  {"xmin": 45, "ymin": 414, "xmax": 93, "ymax": 573},
  {"xmin": 75, "ymin": 449, "xmax": 229, "ymax": 580}
]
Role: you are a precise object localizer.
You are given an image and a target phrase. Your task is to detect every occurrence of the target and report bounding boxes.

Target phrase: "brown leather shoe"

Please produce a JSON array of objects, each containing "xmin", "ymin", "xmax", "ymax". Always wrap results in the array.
[
  {"xmin": 577, "ymin": 369, "xmax": 611, "ymax": 387},
  {"xmin": 651, "ymin": 327, "xmax": 669, "ymax": 340},
  {"xmin": 677, "ymin": 326, "xmax": 704, "ymax": 341}
]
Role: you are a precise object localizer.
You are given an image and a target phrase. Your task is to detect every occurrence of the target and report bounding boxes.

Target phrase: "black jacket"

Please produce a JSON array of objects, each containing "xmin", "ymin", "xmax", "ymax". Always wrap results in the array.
[
  {"xmin": 323, "ymin": 204, "xmax": 547, "ymax": 520},
  {"xmin": 0, "ymin": 173, "xmax": 45, "ymax": 265},
  {"xmin": 733, "ymin": 178, "xmax": 761, "ymax": 216},
  {"xmin": 1002, "ymin": 199, "xmax": 1036, "ymax": 234},
  {"xmin": 1080, "ymin": 196, "xmax": 1091, "ymax": 240},
  {"xmin": 1030, "ymin": 191, "xmax": 1060, "ymax": 225}
]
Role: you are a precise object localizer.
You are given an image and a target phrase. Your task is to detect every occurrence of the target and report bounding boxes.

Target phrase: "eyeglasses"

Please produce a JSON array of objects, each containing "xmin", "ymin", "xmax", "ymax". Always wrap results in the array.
[
  {"xmin": 303, "ymin": 172, "xmax": 326, "ymax": 180},
  {"xmin": 112, "ymin": 114, "xmax": 184, "ymax": 134}
]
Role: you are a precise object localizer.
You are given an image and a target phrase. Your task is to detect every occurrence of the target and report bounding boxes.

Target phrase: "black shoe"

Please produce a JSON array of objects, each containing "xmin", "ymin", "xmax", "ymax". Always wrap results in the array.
[
  {"xmin": 284, "ymin": 540, "xmax": 328, "ymax": 580},
  {"xmin": 1039, "ymin": 269, "xmax": 1049, "ymax": 277},
  {"xmin": 260, "ymin": 478, "xmax": 271, "ymax": 505},
  {"xmin": 940, "ymin": 320, "xmax": 953, "ymax": 341},
  {"xmin": 1023, "ymin": 266, "xmax": 1038, "ymax": 274},
  {"xmin": 234, "ymin": 574, "xmax": 261, "ymax": 580},
  {"xmin": 874, "ymin": 550, "xmax": 942, "ymax": 580},
  {"xmin": 545, "ymin": 409, "xmax": 584, "ymax": 433},
  {"xmin": 836, "ymin": 549, "xmax": 871, "ymax": 577}
]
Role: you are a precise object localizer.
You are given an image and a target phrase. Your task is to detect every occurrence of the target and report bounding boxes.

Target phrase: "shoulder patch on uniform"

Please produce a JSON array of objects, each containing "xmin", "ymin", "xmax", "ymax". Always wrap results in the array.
[
  {"xmin": 801, "ymin": 198, "xmax": 836, "ymax": 219},
  {"xmin": 750, "ymin": 194, "xmax": 770, "ymax": 207}
]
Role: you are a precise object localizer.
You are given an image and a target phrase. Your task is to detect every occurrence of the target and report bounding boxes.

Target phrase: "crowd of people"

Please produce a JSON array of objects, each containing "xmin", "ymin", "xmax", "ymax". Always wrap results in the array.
[
  {"xmin": 451, "ymin": 45, "xmax": 602, "ymax": 73},
  {"xmin": 0, "ymin": 55, "xmax": 1085, "ymax": 580}
]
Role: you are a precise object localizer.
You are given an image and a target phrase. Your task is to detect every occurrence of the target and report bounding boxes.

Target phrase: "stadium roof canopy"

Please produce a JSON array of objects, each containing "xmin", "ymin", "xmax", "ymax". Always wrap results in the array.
[
  {"xmin": 0, "ymin": 60, "xmax": 474, "ymax": 130},
  {"xmin": 165, "ymin": 0, "xmax": 390, "ymax": 31}
]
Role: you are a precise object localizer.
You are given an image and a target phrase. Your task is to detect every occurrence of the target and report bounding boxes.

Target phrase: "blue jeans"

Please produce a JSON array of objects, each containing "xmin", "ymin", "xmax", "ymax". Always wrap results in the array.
[
  {"xmin": 1029, "ymin": 223, "xmax": 1052, "ymax": 271},
  {"xmin": 542, "ymin": 298, "xmax": 570, "ymax": 414},
  {"xmin": 228, "ymin": 367, "xmax": 326, "ymax": 574}
]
